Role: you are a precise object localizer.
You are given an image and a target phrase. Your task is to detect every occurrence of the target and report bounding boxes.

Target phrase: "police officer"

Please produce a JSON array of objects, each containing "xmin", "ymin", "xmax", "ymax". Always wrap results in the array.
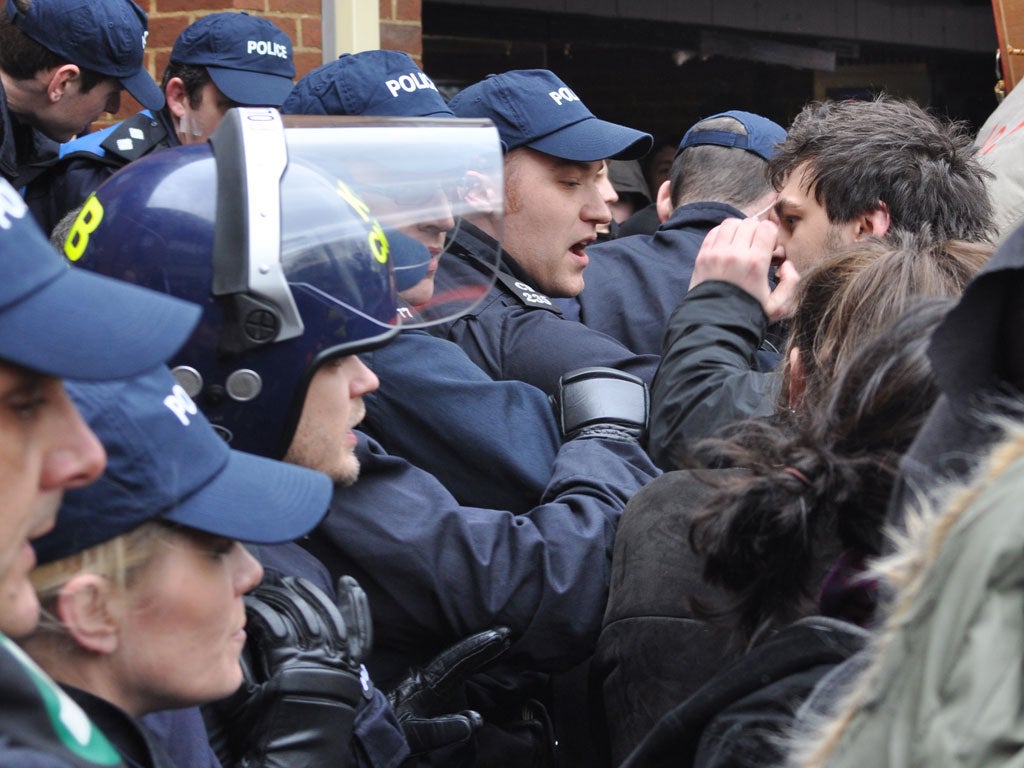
[
  {"xmin": 70, "ymin": 109, "xmax": 658, "ymax": 765},
  {"xmin": 25, "ymin": 11, "xmax": 295, "ymax": 235},
  {"xmin": 0, "ymin": 178, "xmax": 200, "ymax": 765},
  {"xmin": 0, "ymin": 0, "xmax": 162, "ymax": 188},
  {"xmin": 282, "ymin": 50, "xmax": 564, "ymax": 514},
  {"xmin": 22, "ymin": 365, "xmax": 334, "ymax": 768},
  {"xmin": 564, "ymin": 111, "xmax": 786, "ymax": 358},
  {"xmin": 438, "ymin": 69, "xmax": 660, "ymax": 396}
]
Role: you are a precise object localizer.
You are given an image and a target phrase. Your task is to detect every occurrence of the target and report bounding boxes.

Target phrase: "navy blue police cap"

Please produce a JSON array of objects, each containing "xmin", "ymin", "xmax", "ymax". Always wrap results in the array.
[
  {"xmin": 0, "ymin": 178, "xmax": 199, "ymax": 381},
  {"xmin": 34, "ymin": 366, "xmax": 333, "ymax": 565},
  {"xmin": 172, "ymin": 12, "xmax": 296, "ymax": 107},
  {"xmin": 448, "ymin": 69, "xmax": 652, "ymax": 162},
  {"xmin": 5, "ymin": 0, "xmax": 163, "ymax": 111},
  {"xmin": 282, "ymin": 50, "xmax": 453, "ymax": 117},
  {"xmin": 677, "ymin": 110, "xmax": 787, "ymax": 160}
]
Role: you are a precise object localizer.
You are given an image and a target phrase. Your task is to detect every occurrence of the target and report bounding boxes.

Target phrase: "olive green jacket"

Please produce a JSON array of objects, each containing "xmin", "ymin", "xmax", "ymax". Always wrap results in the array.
[{"xmin": 797, "ymin": 428, "xmax": 1024, "ymax": 768}]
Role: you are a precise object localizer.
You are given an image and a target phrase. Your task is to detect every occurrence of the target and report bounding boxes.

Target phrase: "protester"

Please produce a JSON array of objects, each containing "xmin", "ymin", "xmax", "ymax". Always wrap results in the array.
[
  {"xmin": 792, "ymin": 409, "xmax": 1024, "ymax": 768},
  {"xmin": 620, "ymin": 298, "xmax": 951, "ymax": 768},
  {"xmin": 596, "ymin": 233, "xmax": 989, "ymax": 763},
  {"xmin": 649, "ymin": 96, "xmax": 996, "ymax": 467}
]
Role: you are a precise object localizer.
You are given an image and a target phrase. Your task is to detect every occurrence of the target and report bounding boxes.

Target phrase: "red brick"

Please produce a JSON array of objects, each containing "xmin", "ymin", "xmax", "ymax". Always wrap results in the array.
[
  {"xmin": 395, "ymin": 0, "xmax": 420, "ymax": 22},
  {"xmin": 231, "ymin": 0, "xmax": 266, "ymax": 11},
  {"xmin": 152, "ymin": 0, "xmax": 203, "ymax": 12},
  {"xmin": 270, "ymin": 0, "xmax": 318, "ymax": 14},
  {"xmin": 379, "ymin": 0, "xmax": 393, "ymax": 20},
  {"xmin": 380, "ymin": 21, "xmax": 421, "ymax": 57},
  {"xmin": 293, "ymin": 51, "xmax": 323, "ymax": 79},
  {"xmin": 269, "ymin": 15, "xmax": 298, "ymax": 45},
  {"xmin": 147, "ymin": 14, "xmax": 191, "ymax": 48},
  {"xmin": 153, "ymin": 50, "xmax": 173, "ymax": 76},
  {"xmin": 299, "ymin": 17, "xmax": 321, "ymax": 49}
]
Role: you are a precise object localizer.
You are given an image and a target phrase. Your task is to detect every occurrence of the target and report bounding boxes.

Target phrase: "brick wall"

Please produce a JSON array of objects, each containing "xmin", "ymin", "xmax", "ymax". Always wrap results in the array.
[
  {"xmin": 380, "ymin": 0, "xmax": 423, "ymax": 60},
  {"xmin": 116, "ymin": 1, "xmax": 423, "ymax": 118}
]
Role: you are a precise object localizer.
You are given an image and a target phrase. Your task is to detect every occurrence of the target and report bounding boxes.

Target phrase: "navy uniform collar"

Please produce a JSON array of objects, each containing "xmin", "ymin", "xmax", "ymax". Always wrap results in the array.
[{"xmin": 660, "ymin": 200, "xmax": 748, "ymax": 233}]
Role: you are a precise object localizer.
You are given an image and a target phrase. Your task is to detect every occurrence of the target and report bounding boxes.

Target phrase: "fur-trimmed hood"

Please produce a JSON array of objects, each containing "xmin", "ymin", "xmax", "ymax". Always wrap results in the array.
[{"xmin": 792, "ymin": 426, "xmax": 1024, "ymax": 767}]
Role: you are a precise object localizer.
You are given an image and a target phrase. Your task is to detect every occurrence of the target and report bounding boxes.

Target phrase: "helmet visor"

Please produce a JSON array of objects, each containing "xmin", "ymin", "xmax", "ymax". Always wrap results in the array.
[{"xmin": 282, "ymin": 115, "xmax": 503, "ymax": 326}]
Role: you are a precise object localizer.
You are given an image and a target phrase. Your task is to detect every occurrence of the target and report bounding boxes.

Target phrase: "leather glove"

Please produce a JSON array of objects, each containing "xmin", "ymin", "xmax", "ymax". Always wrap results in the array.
[
  {"xmin": 388, "ymin": 627, "xmax": 511, "ymax": 765},
  {"xmin": 204, "ymin": 574, "xmax": 373, "ymax": 768},
  {"xmin": 553, "ymin": 366, "xmax": 649, "ymax": 442}
]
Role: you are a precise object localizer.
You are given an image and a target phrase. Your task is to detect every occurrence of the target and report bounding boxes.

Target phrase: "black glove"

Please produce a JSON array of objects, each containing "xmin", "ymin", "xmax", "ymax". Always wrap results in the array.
[
  {"xmin": 204, "ymin": 575, "xmax": 372, "ymax": 768},
  {"xmin": 388, "ymin": 627, "xmax": 511, "ymax": 765},
  {"xmin": 553, "ymin": 366, "xmax": 649, "ymax": 442}
]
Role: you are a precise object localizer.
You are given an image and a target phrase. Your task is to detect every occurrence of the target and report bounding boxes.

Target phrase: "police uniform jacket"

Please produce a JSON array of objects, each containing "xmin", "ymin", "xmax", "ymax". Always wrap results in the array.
[
  {"xmin": 361, "ymin": 329, "xmax": 561, "ymax": 515},
  {"xmin": 143, "ymin": 683, "xmax": 408, "ymax": 768},
  {"xmin": 62, "ymin": 687, "xmax": 178, "ymax": 768},
  {"xmin": 0, "ymin": 77, "xmax": 59, "ymax": 190},
  {"xmin": 0, "ymin": 637, "xmax": 127, "ymax": 767},
  {"xmin": 140, "ymin": 710, "xmax": 221, "ymax": 768},
  {"xmin": 300, "ymin": 430, "xmax": 659, "ymax": 688},
  {"xmin": 430, "ymin": 221, "xmax": 660, "ymax": 395},
  {"xmin": 569, "ymin": 201, "xmax": 745, "ymax": 356},
  {"xmin": 648, "ymin": 280, "xmax": 779, "ymax": 469},
  {"xmin": 615, "ymin": 202, "xmax": 661, "ymax": 238},
  {"xmin": 25, "ymin": 109, "xmax": 175, "ymax": 236}
]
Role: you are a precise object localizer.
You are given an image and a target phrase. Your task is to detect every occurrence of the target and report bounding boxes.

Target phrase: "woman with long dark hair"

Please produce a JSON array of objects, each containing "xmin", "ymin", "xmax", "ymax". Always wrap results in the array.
[{"xmin": 597, "ymin": 233, "xmax": 991, "ymax": 764}]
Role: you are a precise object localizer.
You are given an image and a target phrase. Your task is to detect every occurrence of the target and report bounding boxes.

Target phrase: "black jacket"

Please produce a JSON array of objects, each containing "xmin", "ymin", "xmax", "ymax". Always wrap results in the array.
[
  {"xmin": 0, "ymin": 637, "xmax": 126, "ymax": 767},
  {"xmin": 595, "ymin": 469, "xmax": 741, "ymax": 765},
  {"xmin": 569, "ymin": 202, "xmax": 746, "ymax": 356},
  {"xmin": 648, "ymin": 280, "xmax": 780, "ymax": 469},
  {"xmin": 0, "ymin": 78, "xmax": 59, "ymax": 190},
  {"xmin": 24, "ymin": 109, "xmax": 175, "ymax": 235},
  {"xmin": 620, "ymin": 617, "xmax": 868, "ymax": 768},
  {"xmin": 890, "ymin": 221, "xmax": 1024, "ymax": 526},
  {"xmin": 430, "ymin": 221, "xmax": 659, "ymax": 395},
  {"xmin": 62, "ymin": 688, "xmax": 177, "ymax": 768}
]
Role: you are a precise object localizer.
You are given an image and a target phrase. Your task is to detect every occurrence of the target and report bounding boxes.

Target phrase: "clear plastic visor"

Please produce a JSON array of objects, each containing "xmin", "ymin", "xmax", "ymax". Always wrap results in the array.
[{"xmin": 282, "ymin": 115, "xmax": 504, "ymax": 326}]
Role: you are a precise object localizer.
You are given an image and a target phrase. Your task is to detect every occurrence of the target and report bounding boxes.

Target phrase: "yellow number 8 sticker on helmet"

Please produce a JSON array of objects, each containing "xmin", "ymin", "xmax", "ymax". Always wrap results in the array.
[{"xmin": 63, "ymin": 196, "xmax": 105, "ymax": 263}]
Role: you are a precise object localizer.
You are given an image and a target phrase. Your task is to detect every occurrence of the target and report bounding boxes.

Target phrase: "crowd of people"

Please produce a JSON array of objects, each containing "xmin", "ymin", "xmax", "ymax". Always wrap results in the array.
[{"xmin": 0, "ymin": 0, "xmax": 1021, "ymax": 766}]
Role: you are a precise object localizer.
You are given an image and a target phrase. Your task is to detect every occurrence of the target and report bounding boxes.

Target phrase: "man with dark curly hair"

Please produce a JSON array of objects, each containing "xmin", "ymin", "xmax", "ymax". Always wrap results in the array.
[
  {"xmin": 648, "ymin": 95, "xmax": 997, "ymax": 468},
  {"xmin": 767, "ymin": 95, "xmax": 995, "ymax": 273}
]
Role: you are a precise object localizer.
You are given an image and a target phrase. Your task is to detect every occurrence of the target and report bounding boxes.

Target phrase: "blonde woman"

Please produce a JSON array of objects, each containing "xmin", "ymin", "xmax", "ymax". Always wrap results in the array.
[{"xmin": 20, "ymin": 366, "xmax": 331, "ymax": 767}]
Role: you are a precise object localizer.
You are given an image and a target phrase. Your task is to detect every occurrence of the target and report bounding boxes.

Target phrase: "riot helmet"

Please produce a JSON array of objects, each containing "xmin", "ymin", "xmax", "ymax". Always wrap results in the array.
[{"xmin": 67, "ymin": 108, "xmax": 502, "ymax": 458}]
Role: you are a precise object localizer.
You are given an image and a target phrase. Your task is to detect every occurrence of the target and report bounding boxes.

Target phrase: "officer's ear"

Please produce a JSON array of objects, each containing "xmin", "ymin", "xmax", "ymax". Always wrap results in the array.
[
  {"xmin": 655, "ymin": 180, "xmax": 674, "ymax": 223},
  {"xmin": 46, "ymin": 64, "xmax": 79, "ymax": 102},
  {"xmin": 164, "ymin": 77, "xmax": 190, "ymax": 119},
  {"xmin": 55, "ymin": 573, "xmax": 122, "ymax": 655}
]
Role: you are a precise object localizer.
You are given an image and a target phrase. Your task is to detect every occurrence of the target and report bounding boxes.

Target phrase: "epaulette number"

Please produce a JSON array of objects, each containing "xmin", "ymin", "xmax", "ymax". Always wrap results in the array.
[
  {"xmin": 514, "ymin": 281, "xmax": 553, "ymax": 306},
  {"xmin": 494, "ymin": 271, "xmax": 561, "ymax": 313}
]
